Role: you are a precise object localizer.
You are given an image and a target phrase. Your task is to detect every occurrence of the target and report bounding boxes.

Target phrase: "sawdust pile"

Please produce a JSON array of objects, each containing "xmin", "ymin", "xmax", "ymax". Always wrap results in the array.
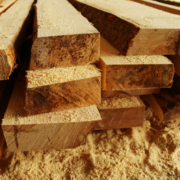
[{"xmin": 0, "ymin": 107, "xmax": 180, "ymax": 180}]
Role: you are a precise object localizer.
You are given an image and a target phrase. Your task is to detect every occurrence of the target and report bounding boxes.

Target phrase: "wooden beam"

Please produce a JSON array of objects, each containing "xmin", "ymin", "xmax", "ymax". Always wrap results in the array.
[
  {"xmin": 0, "ymin": 0, "xmax": 34, "ymax": 80},
  {"xmin": 25, "ymin": 65, "xmax": 101, "ymax": 115},
  {"xmin": 75, "ymin": 0, "xmax": 180, "ymax": 55},
  {"xmin": 131, "ymin": 0, "xmax": 180, "ymax": 15},
  {"xmin": 101, "ymin": 88, "xmax": 160, "ymax": 97},
  {"xmin": 2, "ymin": 78, "xmax": 101, "ymax": 151},
  {"xmin": 29, "ymin": 0, "xmax": 99, "ymax": 71},
  {"xmin": 95, "ymin": 95, "xmax": 145, "ymax": 130},
  {"xmin": 97, "ymin": 37, "xmax": 174, "ymax": 91}
]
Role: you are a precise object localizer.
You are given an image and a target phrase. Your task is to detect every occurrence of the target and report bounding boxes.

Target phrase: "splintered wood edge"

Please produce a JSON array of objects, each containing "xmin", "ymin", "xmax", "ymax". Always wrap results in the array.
[{"xmin": 26, "ymin": 64, "xmax": 101, "ymax": 88}]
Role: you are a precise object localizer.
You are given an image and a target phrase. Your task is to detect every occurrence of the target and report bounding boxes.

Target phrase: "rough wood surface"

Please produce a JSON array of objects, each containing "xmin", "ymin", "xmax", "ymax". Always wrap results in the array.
[
  {"xmin": 25, "ymin": 77, "xmax": 101, "ymax": 115},
  {"xmin": 2, "ymin": 77, "xmax": 101, "ymax": 151},
  {"xmin": 75, "ymin": 0, "xmax": 180, "ymax": 55},
  {"xmin": 25, "ymin": 65, "xmax": 101, "ymax": 115},
  {"xmin": 95, "ymin": 96, "xmax": 145, "ymax": 130},
  {"xmin": 101, "ymin": 88, "xmax": 160, "ymax": 97},
  {"xmin": 132, "ymin": 0, "xmax": 180, "ymax": 15},
  {"xmin": 98, "ymin": 37, "xmax": 174, "ymax": 91},
  {"xmin": 0, "ymin": 0, "xmax": 33, "ymax": 80},
  {"xmin": 29, "ymin": 0, "xmax": 99, "ymax": 71}
]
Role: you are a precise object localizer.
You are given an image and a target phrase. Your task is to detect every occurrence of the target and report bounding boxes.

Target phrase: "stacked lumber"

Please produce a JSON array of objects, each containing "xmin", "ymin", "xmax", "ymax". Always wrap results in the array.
[
  {"xmin": 2, "ymin": 0, "xmax": 102, "ymax": 151},
  {"xmin": 68, "ymin": 0, "xmax": 177, "ymax": 124},
  {"xmin": 75, "ymin": 0, "xmax": 180, "ymax": 55},
  {"xmin": 0, "ymin": 0, "xmax": 34, "ymax": 80},
  {"xmin": 95, "ymin": 95, "xmax": 145, "ymax": 130}
]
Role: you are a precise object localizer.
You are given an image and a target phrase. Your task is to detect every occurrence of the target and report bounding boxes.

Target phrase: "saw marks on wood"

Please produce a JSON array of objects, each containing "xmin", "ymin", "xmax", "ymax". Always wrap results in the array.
[
  {"xmin": 2, "ymin": 77, "xmax": 101, "ymax": 151},
  {"xmin": 29, "ymin": 0, "xmax": 99, "ymax": 70},
  {"xmin": 25, "ymin": 65, "xmax": 101, "ymax": 115},
  {"xmin": 98, "ymin": 37, "xmax": 174, "ymax": 91},
  {"xmin": 0, "ymin": 0, "xmax": 34, "ymax": 80},
  {"xmin": 76, "ymin": 0, "xmax": 180, "ymax": 55},
  {"xmin": 95, "ymin": 95, "xmax": 145, "ymax": 130}
]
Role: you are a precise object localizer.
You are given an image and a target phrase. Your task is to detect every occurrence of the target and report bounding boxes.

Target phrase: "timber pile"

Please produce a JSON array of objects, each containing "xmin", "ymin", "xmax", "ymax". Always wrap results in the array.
[
  {"xmin": 69, "ymin": 0, "xmax": 178, "ymax": 128},
  {"xmin": 0, "ymin": 0, "xmax": 34, "ymax": 80},
  {"xmin": 1, "ymin": 0, "xmax": 102, "ymax": 151},
  {"xmin": 1, "ymin": 0, "xmax": 179, "ymax": 152}
]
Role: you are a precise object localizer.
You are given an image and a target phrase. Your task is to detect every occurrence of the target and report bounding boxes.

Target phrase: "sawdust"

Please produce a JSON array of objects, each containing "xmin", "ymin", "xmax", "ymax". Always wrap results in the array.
[
  {"xmin": 0, "ymin": 107, "xmax": 180, "ymax": 179},
  {"xmin": 26, "ymin": 65, "xmax": 101, "ymax": 88},
  {"xmin": 98, "ymin": 96, "xmax": 141, "ymax": 109}
]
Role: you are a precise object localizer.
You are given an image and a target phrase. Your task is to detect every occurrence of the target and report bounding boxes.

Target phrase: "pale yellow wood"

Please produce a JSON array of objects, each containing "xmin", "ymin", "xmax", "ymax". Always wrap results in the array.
[
  {"xmin": 29, "ymin": 0, "xmax": 100, "ymax": 70},
  {"xmin": 131, "ymin": 0, "xmax": 180, "ymax": 15},
  {"xmin": 0, "ymin": 0, "xmax": 17, "ymax": 14},
  {"xmin": 101, "ymin": 88, "xmax": 160, "ymax": 97},
  {"xmin": 0, "ymin": 0, "xmax": 34, "ymax": 80},
  {"xmin": 95, "ymin": 96, "xmax": 145, "ymax": 130},
  {"xmin": 77, "ymin": 0, "xmax": 180, "ymax": 55},
  {"xmin": 2, "ymin": 76, "xmax": 101, "ymax": 151},
  {"xmin": 98, "ymin": 36, "xmax": 174, "ymax": 90}
]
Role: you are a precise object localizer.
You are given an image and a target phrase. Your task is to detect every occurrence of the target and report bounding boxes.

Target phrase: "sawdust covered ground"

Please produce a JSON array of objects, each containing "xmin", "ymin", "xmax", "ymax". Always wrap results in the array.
[{"xmin": 0, "ymin": 107, "xmax": 180, "ymax": 180}]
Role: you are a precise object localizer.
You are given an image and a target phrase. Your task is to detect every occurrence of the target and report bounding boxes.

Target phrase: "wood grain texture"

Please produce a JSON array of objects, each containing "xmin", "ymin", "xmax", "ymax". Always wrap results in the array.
[
  {"xmin": 29, "ymin": 0, "xmax": 99, "ymax": 70},
  {"xmin": 2, "ymin": 74, "xmax": 101, "ymax": 151},
  {"xmin": 101, "ymin": 88, "xmax": 160, "ymax": 97},
  {"xmin": 98, "ymin": 37, "xmax": 174, "ymax": 91},
  {"xmin": 95, "ymin": 96, "xmax": 145, "ymax": 130},
  {"xmin": 25, "ymin": 76, "xmax": 101, "ymax": 115},
  {"xmin": 2, "ymin": 120, "xmax": 100, "ymax": 151},
  {"xmin": 105, "ymin": 63, "xmax": 174, "ymax": 90},
  {"xmin": 74, "ymin": 0, "xmax": 180, "ymax": 55},
  {"xmin": 0, "ymin": 0, "xmax": 34, "ymax": 80},
  {"xmin": 132, "ymin": 0, "xmax": 180, "ymax": 15}
]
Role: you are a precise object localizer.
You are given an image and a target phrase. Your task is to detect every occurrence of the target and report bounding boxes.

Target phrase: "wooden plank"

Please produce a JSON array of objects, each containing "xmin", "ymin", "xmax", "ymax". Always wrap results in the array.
[
  {"xmin": 0, "ymin": 0, "xmax": 34, "ymax": 80},
  {"xmin": 97, "ymin": 37, "xmax": 174, "ymax": 91},
  {"xmin": 0, "ymin": 0, "xmax": 17, "ymax": 14},
  {"xmin": 25, "ymin": 65, "xmax": 101, "ymax": 115},
  {"xmin": 75, "ymin": 0, "xmax": 180, "ymax": 55},
  {"xmin": 101, "ymin": 88, "xmax": 160, "ymax": 97},
  {"xmin": 29, "ymin": 0, "xmax": 99, "ymax": 71},
  {"xmin": 95, "ymin": 95, "xmax": 145, "ymax": 130},
  {"xmin": 132, "ymin": 0, "xmax": 180, "ymax": 15},
  {"xmin": 2, "ymin": 78, "xmax": 101, "ymax": 151}
]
